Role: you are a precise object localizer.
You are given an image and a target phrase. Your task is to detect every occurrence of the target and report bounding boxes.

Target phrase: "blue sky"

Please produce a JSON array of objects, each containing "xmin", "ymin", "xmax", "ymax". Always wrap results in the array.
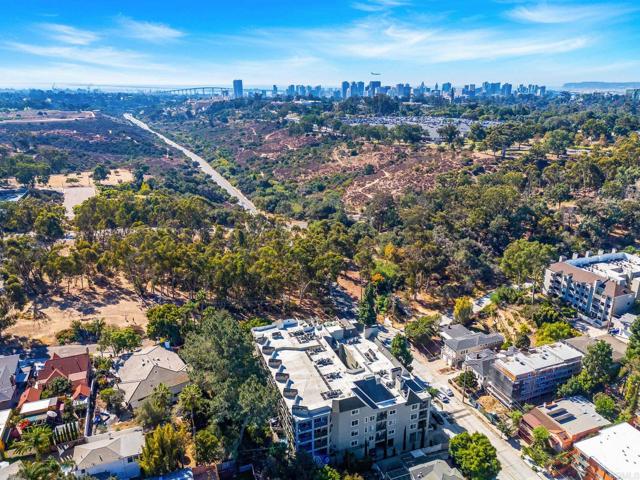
[{"xmin": 1, "ymin": 0, "xmax": 639, "ymax": 88}]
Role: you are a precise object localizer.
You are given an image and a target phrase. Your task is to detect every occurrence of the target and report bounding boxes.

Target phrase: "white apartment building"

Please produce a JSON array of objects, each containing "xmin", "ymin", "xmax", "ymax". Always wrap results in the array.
[
  {"xmin": 543, "ymin": 250, "xmax": 640, "ymax": 326},
  {"xmin": 252, "ymin": 319, "xmax": 432, "ymax": 464}
]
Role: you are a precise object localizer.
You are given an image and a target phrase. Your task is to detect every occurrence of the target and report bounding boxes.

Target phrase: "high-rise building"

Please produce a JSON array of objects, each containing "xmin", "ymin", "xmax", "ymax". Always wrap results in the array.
[
  {"xmin": 368, "ymin": 81, "xmax": 381, "ymax": 97},
  {"xmin": 272, "ymin": 85, "xmax": 278, "ymax": 96},
  {"xmin": 286, "ymin": 85, "xmax": 295, "ymax": 96},
  {"xmin": 442, "ymin": 82, "xmax": 452, "ymax": 93},
  {"xmin": 341, "ymin": 81, "xmax": 349, "ymax": 99},
  {"xmin": 357, "ymin": 81, "xmax": 365, "ymax": 97},
  {"xmin": 233, "ymin": 79, "xmax": 243, "ymax": 99},
  {"xmin": 501, "ymin": 83, "xmax": 512, "ymax": 96}
]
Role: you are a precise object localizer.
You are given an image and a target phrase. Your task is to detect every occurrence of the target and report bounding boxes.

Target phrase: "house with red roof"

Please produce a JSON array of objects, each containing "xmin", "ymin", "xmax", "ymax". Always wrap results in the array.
[{"xmin": 36, "ymin": 352, "xmax": 91, "ymax": 391}]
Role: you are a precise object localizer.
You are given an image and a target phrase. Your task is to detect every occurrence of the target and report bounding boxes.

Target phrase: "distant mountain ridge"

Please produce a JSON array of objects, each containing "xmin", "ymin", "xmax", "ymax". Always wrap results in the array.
[{"xmin": 562, "ymin": 81, "xmax": 640, "ymax": 91}]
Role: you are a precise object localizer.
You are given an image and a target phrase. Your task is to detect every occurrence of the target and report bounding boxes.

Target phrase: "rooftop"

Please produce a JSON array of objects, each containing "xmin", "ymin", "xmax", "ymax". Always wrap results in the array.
[
  {"xmin": 494, "ymin": 342, "xmax": 583, "ymax": 378},
  {"xmin": 574, "ymin": 423, "xmax": 640, "ymax": 480},
  {"xmin": 252, "ymin": 319, "xmax": 429, "ymax": 416},
  {"xmin": 117, "ymin": 345, "xmax": 187, "ymax": 383},
  {"xmin": 71, "ymin": 427, "xmax": 144, "ymax": 470},
  {"xmin": 527, "ymin": 396, "xmax": 610, "ymax": 440},
  {"xmin": 563, "ymin": 335, "xmax": 627, "ymax": 363}
]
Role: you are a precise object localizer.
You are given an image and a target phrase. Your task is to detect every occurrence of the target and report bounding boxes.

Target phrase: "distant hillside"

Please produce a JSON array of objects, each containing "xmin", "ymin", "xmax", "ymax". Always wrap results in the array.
[{"xmin": 562, "ymin": 81, "xmax": 640, "ymax": 92}]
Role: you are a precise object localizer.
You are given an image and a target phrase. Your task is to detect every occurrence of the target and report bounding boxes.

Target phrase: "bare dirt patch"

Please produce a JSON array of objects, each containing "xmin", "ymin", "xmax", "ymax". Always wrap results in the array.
[
  {"xmin": 0, "ymin": 110, "xmax": 95, "ymax": 124},
  {"xmin": 7, "ymin": 277, "xmax": 147, "ymax": 344}
]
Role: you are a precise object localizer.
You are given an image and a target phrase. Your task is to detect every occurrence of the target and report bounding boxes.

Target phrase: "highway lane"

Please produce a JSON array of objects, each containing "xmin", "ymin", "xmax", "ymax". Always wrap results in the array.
[{"xmin": 123, "ymin": 113, "xmax": 258, "ymax": 214}]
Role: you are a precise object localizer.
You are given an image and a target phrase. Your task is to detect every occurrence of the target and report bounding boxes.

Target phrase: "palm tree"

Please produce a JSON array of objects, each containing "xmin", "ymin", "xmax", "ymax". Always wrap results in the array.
[
  {"xmin": 178, "ymin": 384, "xmax": 202, "ymax": 436},
  {"xmin": 14, "ymin": 425, "xmax": 53, "ymax": 461},
  {"xmin": 17, "ymin": 458, "xmax": 60, "ymax": 479}
]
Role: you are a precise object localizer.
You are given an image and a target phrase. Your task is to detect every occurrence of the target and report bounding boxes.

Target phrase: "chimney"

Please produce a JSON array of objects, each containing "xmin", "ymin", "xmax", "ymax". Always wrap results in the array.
[
  {"xmin": 598, "ymin": 249, "xmax": 604, "ymax": 256},
  {"xmin": 612, "ymin": 248, "xmax": 617, "ymax": 254},
  {"xmin": 585, "ymin": 251, "xmax": 591, "ymax": 258},
  {"xmin": 559, "ymin": 255, "xmax": 567, "ymax": 262},
  {"xmin": 572, "ymin": 252, "xmax": 579, "ymax": 259}
]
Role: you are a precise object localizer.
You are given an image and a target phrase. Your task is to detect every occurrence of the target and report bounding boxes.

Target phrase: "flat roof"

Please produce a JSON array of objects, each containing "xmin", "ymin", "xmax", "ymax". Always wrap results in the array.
[
  {"xmin": 20, "ymin": 397, "xmax": 56, "ymax": 415},
  {"xmin": 574, "ymin": 423, "xmax": 640, "ymax": 480},
  {"xmin": 252, "ymin": 320, "xmax": 429, "ymax": 416},
  {"xmin": 535, "ymin": 396, "xmax": 610, "ymax": 438},
  {"xmin": 563, "ymin": 335, "xmax": 627, "ymax": 363},
  {"xmin": 494, "ymin": 342, "xmax": 583, "ymax": 377}
]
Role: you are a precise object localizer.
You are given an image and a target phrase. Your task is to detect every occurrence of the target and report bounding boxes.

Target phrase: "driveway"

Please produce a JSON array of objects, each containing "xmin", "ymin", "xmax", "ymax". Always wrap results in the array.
[{"xmin": 411, "ymin": 349, "xmax": 539, "ymax": 480}]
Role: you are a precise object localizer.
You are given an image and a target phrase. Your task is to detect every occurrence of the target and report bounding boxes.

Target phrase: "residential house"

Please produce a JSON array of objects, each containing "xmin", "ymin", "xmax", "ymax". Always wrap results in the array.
[
  {"xmin": 36, "ymin": 352, "xmax": 91, "ymax": 391},
  {"xmin": 19, "ymin": 397, "xmax": 58, "ymax": 424},
  {"xmin": 543, "ymin": 251, "xmax": 640, "ymax": 326},
  {"xmin": 519, "ymin": 396, "xmax": 610, "ymax": 452},
  {"xmin": 563, "ymin": 335, "xmax": 627, "ymax": 364},
  {"xmin": 376, "ymin": 454, "xmax": 464, "ymax": 480},
  {"xmin": 116, "ymin": 345, "xmax": 189, "ymax": 409},
  {"xmin": 486, "ymin": 342, "xmax": 583, "ymax": 407},
  {"xmin": 440, "ymin": 325, "xmax": 503, "ymax": 367},
  {"xmin": 68, "ymin": 427, "xmax": 145, "ymax": 479},
  {"xmin": 463, "ymin": 349, "xmax": 498, "ymax": 387},
  {"xmin": 573, "ymin": 422, "xmax": 640, "ymax": 480},
  {"xmin": 252, "ymin": 319, "xmax": 433, "ymax": 463},
  {"xmin": 0, "ymin": 355, "xmax": 24, "ymax": 409}
]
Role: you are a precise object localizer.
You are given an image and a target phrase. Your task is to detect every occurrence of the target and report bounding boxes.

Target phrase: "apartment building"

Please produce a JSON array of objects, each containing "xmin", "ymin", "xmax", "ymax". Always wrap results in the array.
[
  {"xmin": 252, "ymin": 319, "xmax": 432, "ymax": 464},
  {"xmin": 486, "ymin": 342, "xmax": 583, "ymax": 407},
  {"xmin": 543, "ymin": 251, "xmax": 640, "ymax": 326},
  {"xmin": 573, "ymin": 422, "xmax": 640, "ymax": 480},
  {"xmin": 519, "ymin": 396, "xmax": 610, "ymax": 452}
]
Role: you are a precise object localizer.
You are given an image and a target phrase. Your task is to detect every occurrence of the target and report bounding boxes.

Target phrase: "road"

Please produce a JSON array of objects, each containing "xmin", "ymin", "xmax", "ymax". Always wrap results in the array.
[
  {"xmin": 411, "ymin": 352, "xmax": 539, "ymax": 480},
  {"xmin": 123, "ymin": 113, "xmax": 258, "ymax": 214}
]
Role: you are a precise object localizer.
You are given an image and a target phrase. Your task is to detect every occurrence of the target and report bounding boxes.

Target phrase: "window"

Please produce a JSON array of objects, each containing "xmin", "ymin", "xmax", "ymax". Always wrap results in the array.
[
  {"xmin": 411, "ymin": 404, "xmax": 419, "ymax": 411},
  {"xmin": 127, "ymin": 457, "xmax": 134, "ymax": 463},
  {"xmin": 388, "ymin": 429, "xmax": 395, "ymax": 436},
  {"xmin": 351, "ymin": 440, "xmax": 359, "ymax": 447},
  {"xmin": 389, "ymin": 409, "xmax": 397, "ymax": 415},
  {"xmin": 351, "ymin": 430, "xmax": 359, "ymax": 437},
  {"xmin": 351, "ymin": 420, "xmax": 359, "ymax": 427},
  {"xmin": 410, "ymin": 423, "xmax": 417, "ymax": 430},
  {"xmin": 388, "ymin": 420, "xmax": 395, "ymax": 426},
  {"xmin": 369, "ymin": 415, "xmax": 375, "ymax": 422},
  {"xmin": 411, "ymin": 413, "xmax": 418, "ymax": 420},
  {"xmin": 351, "ymin": 409, "xmax": 360, "ymax": 415}
]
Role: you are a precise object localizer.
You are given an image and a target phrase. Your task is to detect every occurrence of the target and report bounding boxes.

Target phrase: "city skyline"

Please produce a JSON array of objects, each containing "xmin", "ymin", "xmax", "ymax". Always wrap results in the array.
[{"xmin": 1, "ymin": 0, "xmax": 639, "ymax": 88}]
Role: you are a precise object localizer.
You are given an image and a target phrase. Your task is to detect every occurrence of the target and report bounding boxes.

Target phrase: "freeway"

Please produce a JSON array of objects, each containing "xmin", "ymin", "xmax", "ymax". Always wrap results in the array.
[{"xmin": 123, "ymin": 113, "xmax": 258, "ymax": 214}]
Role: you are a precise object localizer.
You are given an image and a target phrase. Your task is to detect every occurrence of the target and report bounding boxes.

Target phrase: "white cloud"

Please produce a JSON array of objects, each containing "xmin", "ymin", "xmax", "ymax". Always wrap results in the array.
[
  {"xmin": 351, "ymin": 0, "xmax": 410, "ymax": 12},
  {"xmin": 40, "ymin": 23, "xmax": 99, "ymax": 45},
  {"xmin": 5, "ymin": 42, "xmax": 166, "ymax": 70},
  {"xmin": 116, "ymin": 16, "xmax": 185, "ymax": 42},
  {"xmin": 218, "ymin": 18, "xmax": 590, "ymax": 64},
  {"xmin": 507, "ymin": 2, "xmax": 635, "ymax": 24}
]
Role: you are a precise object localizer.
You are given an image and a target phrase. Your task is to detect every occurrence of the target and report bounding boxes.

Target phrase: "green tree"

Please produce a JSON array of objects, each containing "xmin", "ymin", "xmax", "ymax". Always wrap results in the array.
[
  {"xmin": 135, "ymin": 383, "xmax": 173, "ymax": 429},
  {"xmin": 627, "ymin": 316, "xmax": 640, "ymax": 360},
  {"xmin": 514, "ymin": 331, "xmax": 531, "ymax": 349},
  {"xmin": 405, "ymin": 314, "xmax": 439, "ymax": 345},
  {"xmin": 34, "ymin": 210, "xmax": 64, "ymax": 243},
  {"xmin": 13, "ymin": 425, "xmax": 53, "ymax": 461},
  {"xmin": 178, "ymin": 384, "xmax": 202, "ymax": 436},
  {"xmin": 390, "ymin": 335, "xmax": 413, "ymax": 369},
  {"xmin": 92, "ymin": 164, "xmax": 110, "ymax": 182},
  {"xmin": 99, "ymin": 326, "xmax": 141, "ymax": 357},
  {"xmin": 453, "ymin": 297, "xmax": 473, "ymax": 325},
  {"xmin": 16, "ymin": 458, "xmax": 61, "ymax": 480},
  {"xmin": 437, "ymin": 123, "xmax": 463, "ymax": 150},
  {"xmin": 41, "ymin": 377, "xmax": 71, "ymax": 398},
  {"xmin": 501, "ymin": 239, "xmax": 555, "ymax": 301},
  {"xmin": 358, "ymin": 283, "xmax": 377, "ymax": 326},
  {"xmin": 455, "ymin": 370, "xmax": 478, "ymax": 390},
  {"xmin": 593, "ymin": 392, "xmax": 619, "ymax": 421},
  {"xmin": 194, "ymin": 428, "xmax": 225, "ymax": 465},
  {"xmin": 99, "ymin": 387, "xmax": 125, "ymax": 414},
  {"xmin": 535, "ymin": 321, "xmax": 578, "ymax": 345},
  {"xmin": 139, "ymin": 423, "xmax": 187, "ymax": 476},
  {"xmin": 582, "ymin": 340, "xmax": 613, "ymax": 388},
  {"xmin": 449, "ymin": 432, "xmax": 501, "ymax": 480}
]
